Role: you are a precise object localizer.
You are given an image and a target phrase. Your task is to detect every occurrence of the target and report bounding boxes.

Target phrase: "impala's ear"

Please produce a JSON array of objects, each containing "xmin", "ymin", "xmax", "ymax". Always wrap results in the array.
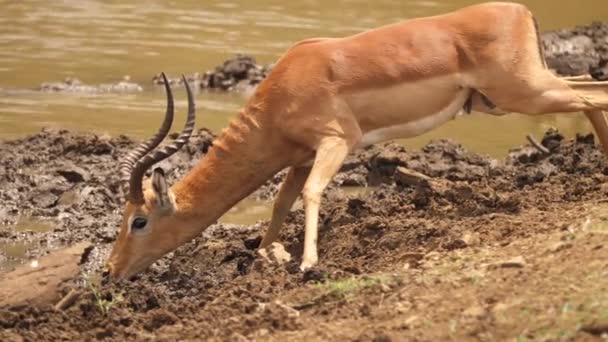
[{"xmin": 151, "ymin": 167, "xmax": 173, "ymax": 210}]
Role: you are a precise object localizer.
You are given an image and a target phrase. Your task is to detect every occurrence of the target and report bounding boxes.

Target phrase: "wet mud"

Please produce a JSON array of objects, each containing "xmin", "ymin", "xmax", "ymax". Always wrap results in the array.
[{"xmin": 2, "ymin": 126, "xmax": 608, "ymax": 340}]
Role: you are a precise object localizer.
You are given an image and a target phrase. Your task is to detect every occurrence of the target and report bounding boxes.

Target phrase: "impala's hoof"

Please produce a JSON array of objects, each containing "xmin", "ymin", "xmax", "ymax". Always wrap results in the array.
[{"xmin": 299, "ymin": 258, "xmax": 318, "ymax": 272}]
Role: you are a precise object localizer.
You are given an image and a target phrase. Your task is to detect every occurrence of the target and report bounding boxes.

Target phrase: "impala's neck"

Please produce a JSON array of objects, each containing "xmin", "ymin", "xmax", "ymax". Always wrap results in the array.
[{"xmin": 170, "ymin": 109, "xmax": 295, "ymax": 236}]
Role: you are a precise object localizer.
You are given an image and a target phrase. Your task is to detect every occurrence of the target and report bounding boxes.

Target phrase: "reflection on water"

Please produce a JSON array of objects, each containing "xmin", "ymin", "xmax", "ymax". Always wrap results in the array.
[
  {"xmin": 221, "ymin": 196, "xmax": 274, "ymax": 225},
  {"xmin": 7, "ymin": 216, "xmax": 55, "ymax": 233},
  {"xmin": 0, "ymin": 218, "xmax": 53, "ymax": 270},
  {"xmin": 219, "ymin": 186, "xmax": 373, "ymax": 225},
  {"xmin": 0, "ymin": 242, "xmax": 29, "ymax": 271},
  {"xmin": 0, "ymin": 0, "xmax": 607, "ymax": 156}
]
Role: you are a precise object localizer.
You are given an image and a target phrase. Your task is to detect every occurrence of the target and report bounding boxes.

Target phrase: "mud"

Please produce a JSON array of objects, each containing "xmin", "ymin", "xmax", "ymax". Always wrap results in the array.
[
  {"xmin": 542, "ymin": 21, "xmax": 608, "ymax": 76},
  {"xmin": 2, "ymin": 125, "xmax": 608, "ymax": 340}
]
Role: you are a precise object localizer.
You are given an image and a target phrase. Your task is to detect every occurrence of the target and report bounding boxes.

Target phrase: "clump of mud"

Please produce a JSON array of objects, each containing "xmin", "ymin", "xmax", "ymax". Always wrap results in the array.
[
  {"xmin": 153, "ymin": 54, "xmax": 273, "ymax": 92},
  {"xmin": 1, "ymin": 127, "xmax": 608, "ymax": 340}
]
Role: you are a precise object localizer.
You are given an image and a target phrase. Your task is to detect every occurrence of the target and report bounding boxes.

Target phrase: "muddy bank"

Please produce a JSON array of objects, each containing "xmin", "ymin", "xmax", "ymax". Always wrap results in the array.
[{"xmin": 2, "ymin": 125, "xmax": 608, "ymax": 340}]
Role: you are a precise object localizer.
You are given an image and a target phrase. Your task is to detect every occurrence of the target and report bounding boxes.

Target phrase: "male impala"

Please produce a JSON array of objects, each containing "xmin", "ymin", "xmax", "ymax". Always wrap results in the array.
[{"xmin": 106, "ymin": 2, "xmax": 608, "ymax": 279}]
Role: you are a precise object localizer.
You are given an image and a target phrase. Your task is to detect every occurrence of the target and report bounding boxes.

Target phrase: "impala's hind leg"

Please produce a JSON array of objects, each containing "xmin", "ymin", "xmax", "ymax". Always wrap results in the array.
[
  {"xmin": 584, "ymin": 110, "xmax": 608, "ymax": 155},
  {"xmin": 478, "ymin": 70, "xmax": 608, "ymax": 152},
  {"xmin": 260, "ymin": 166, "xmax": 310, "ymax": 249},
  {"xmin": 479, "ymin": 70, "xmax": 608, "ymax": 114}
]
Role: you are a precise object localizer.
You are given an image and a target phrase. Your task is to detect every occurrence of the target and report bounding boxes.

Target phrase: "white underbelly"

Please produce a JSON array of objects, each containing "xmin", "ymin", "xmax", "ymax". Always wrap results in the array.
[
  {"xmin": 358, "ymin": 88, "xmax": 469, "ymax": 147},
  {"xmin": 341, "ymin": 74, "xmax": 470, "ymax": 148}
]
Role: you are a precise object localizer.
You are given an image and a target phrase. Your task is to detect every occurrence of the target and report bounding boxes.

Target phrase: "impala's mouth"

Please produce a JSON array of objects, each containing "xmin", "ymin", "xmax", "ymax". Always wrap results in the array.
[{"xmin": 115, "ymin": 257, "xmax": 158, "ymax": 280}]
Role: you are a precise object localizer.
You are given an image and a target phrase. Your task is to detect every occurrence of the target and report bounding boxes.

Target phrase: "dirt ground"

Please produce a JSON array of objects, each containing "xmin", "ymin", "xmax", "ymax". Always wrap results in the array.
[{"xmin": 1, "ymin": 126, "xmax": 608, "ymax": 341}]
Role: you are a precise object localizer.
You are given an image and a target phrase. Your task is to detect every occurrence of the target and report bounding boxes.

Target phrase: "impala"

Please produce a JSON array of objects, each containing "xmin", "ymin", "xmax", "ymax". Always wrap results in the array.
[{"xmin": 106, "ymin": 2, "xmax": 608, "ymax": 279}]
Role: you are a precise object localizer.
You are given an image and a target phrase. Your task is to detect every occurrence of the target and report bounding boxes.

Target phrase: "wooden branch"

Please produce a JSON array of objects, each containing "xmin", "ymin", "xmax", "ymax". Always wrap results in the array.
[
  {"xmin": 394, "ymin": 167, "xmax": 449, "ymax": 192},
  {"xmin": 526, "ymin": 134, "xmax": 550, "ymax": 154},
  {"xmin": 54, "ymin": 289, "xmax": 81, "ymax": 311}
]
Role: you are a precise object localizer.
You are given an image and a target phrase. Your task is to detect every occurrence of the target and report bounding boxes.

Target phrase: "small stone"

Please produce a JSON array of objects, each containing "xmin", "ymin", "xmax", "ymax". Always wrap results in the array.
[
  {"xmin": 461, "ymin": 232, "xmax": 481, "ymax": 247},
  {"xmin": 463, "ymin": 305, "xmax": 487, "ymax": 318},
  {"xmin": 57, "ymin": 189, "xmax": 80, "ymax": 206},
  {"xmin": 547, "ymin": 241, "xmax": 574, "ymax": 253},
  {"xmin": 490, "ymin": 256, "xmax": 526, "ymax": 269},
  {"xmin": 253, "ymin": 329, "xmax": 269, "ymax": 338},
  {"xmin": 30, "ymin": 191, "xmax": 58, "ymax": 208}
]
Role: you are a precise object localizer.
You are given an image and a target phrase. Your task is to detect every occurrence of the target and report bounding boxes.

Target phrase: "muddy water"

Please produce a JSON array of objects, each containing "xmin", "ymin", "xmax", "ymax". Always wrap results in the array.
[{"xmin": 1, "ymin": 0, "xmax": 607, "ymax": 155}]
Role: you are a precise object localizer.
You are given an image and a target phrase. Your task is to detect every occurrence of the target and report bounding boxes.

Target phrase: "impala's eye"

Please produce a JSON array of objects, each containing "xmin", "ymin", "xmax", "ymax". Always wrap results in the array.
[{"xmin": 131, "ymin": 217, "xmax": 148, "ymax": 231}]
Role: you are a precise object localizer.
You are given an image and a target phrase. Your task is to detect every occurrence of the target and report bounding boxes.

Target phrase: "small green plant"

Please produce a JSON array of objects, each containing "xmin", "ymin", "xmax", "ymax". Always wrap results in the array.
[
  {"xmin": 313, "ymin": 275, "xmax": 388, "ymax": 300},
  {"xmin": 83, "ymin": 273, "xmax": 123, "ymax": 315}
]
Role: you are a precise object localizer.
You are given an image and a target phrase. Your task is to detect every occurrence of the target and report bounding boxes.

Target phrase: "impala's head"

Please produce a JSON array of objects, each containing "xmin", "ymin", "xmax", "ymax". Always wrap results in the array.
[{"xmin": 105, "ymin": 73, "xmax": 196, "ymax": 280}]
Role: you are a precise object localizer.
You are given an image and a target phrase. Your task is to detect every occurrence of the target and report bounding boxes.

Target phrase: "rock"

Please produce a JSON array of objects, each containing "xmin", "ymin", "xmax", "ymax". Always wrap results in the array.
[
  {"xmin": 29, "ymin": 190, "xmax": 58, "ymax": 208},
  {"xmin": 257, "ymin": 242, "xmax": 291, "ymax": 265}
]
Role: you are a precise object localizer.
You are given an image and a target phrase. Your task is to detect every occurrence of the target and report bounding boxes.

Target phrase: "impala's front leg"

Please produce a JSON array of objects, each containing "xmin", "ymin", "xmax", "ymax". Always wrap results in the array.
[
  {"xmin": 300, "ymin": 136, "xmax": 352, "ymax": 270},
  {"xmin": 260, "ymin": 166, "xmax": 311, "ymax": 248}
]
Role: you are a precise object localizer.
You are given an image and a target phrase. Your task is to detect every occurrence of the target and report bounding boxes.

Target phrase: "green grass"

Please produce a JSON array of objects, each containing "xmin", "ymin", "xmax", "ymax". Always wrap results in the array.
[
  {"xmin": 83, "ymin": 273, "xmax": 123, "ymax": 315},
  {"xmin": 313, "ymin": 275, "xmax": 387, "ymax": 299}
]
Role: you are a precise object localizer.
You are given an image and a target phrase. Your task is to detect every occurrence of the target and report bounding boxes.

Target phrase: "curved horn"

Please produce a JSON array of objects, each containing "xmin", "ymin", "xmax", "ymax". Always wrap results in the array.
[
  {"xmin": 120, "ymin": 72, "xmax": 174, "ymax": 199},
  {"xmin": 127, "ymin": 75, "xmax": 196, "ymax": 204}
]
